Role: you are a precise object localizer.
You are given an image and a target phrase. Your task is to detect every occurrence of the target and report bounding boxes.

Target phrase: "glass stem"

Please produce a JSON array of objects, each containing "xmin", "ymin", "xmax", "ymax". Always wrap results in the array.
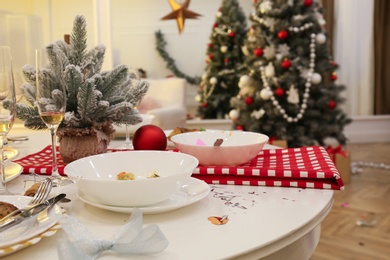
[
  {"xmin": 125, "ymin": 125, "xmax": 131, "ymax": 147},
  {"xmin": 0, "ymin": 137, "xmax": 6, "ymax": 192},
  {"xmin": 50, "ymin": 127, "xmax": 60, "ymax": 178}
]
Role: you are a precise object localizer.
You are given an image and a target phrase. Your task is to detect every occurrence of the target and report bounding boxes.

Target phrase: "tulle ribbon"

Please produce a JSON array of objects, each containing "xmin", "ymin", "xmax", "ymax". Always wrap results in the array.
[
  {"xmin": 326, "ymin": 145, "xmax": 347, "ymax": 162},
  {"xmin": 57, "ymin": 208, "xmax": 169, "ymax": 260}
]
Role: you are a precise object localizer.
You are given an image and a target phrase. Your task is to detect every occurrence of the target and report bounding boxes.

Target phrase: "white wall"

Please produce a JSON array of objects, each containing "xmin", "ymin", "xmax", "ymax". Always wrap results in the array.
[{"xmin": 0, "ymin": 0, "xmax": 382, "ymax": 118}]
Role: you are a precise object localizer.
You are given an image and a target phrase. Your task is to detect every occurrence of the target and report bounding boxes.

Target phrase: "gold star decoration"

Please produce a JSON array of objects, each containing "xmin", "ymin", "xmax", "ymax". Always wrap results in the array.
[{"xmin": 161, "ymin": 0, "xmax": 202, "ymax": 34}]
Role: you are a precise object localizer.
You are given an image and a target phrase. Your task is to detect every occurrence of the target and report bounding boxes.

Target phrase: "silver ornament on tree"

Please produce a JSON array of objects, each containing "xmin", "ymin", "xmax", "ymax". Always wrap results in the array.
[
  {"xmin": 316, "ymin": 33, "xmax": 326, "ymax": 44},
  {"xmin": 265, "ymin": 62, "xmax": 275, "ymax": 77},
  {"xmin": 209, "ymin": 77, "xmax": 218, "ymax": 85},
  {"xmin": 287, "ymin": 85, "xmax": 300, "ymax": 104},
  {"xmin": 229, "ymin": 109, "xmax": 239, "ymax": 120},
  {"xmin": 241, "ymin": 45, "xmax": 250, "ymax": 56},
  {"xmin": 238, "ymin": 75, "xmax": 250, "ymax": 88},
  {"xmin": 311, "ymin": 73, "xmax": 322, "ymax": 84},
  {"xmin": 251, "ymin": 109, "xmax": 265, "ymax": 119},
  {"xmin": 260, "ymin": 88, "xmax": 273, "ymax": 100}
]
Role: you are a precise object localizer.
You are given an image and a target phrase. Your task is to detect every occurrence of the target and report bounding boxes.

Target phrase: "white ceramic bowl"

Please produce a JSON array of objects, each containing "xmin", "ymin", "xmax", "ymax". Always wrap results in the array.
[
  {"xmin": 171, "ymin": 130, "xmax": 269, "ymax": 166},
  {"xmin": 64, "ymin": 151, "xmax": 199, "ymax": 207}
]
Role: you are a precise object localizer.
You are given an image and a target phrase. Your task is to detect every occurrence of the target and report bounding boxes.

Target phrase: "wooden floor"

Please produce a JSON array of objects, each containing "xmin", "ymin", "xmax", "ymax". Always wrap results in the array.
[{"xmin": 311, "ymin": 142, "xmax": 390, "ymax": 260}]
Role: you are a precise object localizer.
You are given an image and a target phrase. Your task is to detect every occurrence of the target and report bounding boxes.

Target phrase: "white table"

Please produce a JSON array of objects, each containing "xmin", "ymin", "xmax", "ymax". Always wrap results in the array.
[{"xmin": 2, "ymin": 125, "xmax": 334, "ymax": 260}]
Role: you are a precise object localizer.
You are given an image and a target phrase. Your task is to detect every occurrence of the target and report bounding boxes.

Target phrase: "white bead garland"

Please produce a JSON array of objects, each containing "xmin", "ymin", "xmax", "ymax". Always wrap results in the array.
[
  {"xmin": 288, "ymin": 22, "xmax": 313, "ymax": 33},
  {"xmin": 259, "ymin": 33, "xmax": 317, "ymax": 123}
]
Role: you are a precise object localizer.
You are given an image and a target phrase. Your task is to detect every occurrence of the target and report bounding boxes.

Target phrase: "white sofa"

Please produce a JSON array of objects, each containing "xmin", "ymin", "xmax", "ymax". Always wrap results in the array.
[
  {"xmin": 140, "ymin": 77, "xmax": 187, "ymax": 130},
  {"xmin": 115, "ymin": 77, "xmax": 188, "ymax": 136}
]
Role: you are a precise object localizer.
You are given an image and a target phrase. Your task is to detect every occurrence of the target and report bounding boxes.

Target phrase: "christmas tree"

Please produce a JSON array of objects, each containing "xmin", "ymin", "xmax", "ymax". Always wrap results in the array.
[
  {"xmin": 229, "ymin": 0, "xmax": 351, "ymax": 147},
  {"xmin": 12, "ymin": 15, "xmax": 148, "ymax": 136},
  {"xmin": 196, "ymin": 0, "xmax": 247, "ymax": 119}
]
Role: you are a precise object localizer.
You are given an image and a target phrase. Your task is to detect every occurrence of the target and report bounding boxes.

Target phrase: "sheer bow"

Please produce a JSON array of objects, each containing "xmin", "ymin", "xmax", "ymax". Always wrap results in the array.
[{"xmin": 57, "ymin": 208, "xmax": 169, "ymax": 259}]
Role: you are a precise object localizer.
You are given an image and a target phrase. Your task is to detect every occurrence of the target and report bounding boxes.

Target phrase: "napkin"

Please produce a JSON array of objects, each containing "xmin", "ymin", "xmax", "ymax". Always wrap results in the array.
[
  {"xmin": 14, "ymin": 145, "xmax": 125, "ymax": 175},
  {"xmin": 57, "ymin": 208, "xmax": 169, "ymax": 260},
  {"xmin": 192, "ymin": 146, "xmax": 344, "ymax": 190}
]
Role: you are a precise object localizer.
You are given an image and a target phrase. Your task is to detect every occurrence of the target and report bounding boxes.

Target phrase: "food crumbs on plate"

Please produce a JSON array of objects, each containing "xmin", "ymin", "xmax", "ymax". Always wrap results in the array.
[
  {"xmin": 117, "ymin": 172, "xmax": 135, "ymax": 180},
  {"xmin": 213, "ymin": 139, "xmax": 223, "ymax": 146},
  {"xmin": 208, "ymin": 215, "xmax": 229, "ymax": 225},
  {"xmin": 148, "ymin": 172, "xmax": 160, "ymax": 178}
]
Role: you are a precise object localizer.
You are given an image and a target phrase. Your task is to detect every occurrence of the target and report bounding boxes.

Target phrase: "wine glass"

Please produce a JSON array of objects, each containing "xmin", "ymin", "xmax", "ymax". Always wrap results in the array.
[
  {"xmin": 117, "ymin": 68, "xmax": 141, "ymax": 150},
  {"xmin": 0, "ymin": 46, "xmax": 17, "ymax": 195},
  {"xmin": 35, "ymin": 47, "xmax": 70, "ymax": 187}
]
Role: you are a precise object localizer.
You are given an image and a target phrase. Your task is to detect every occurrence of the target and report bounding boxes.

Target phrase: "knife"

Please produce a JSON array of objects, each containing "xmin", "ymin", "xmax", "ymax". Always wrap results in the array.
[{"xmin": 0, "ymin": 193, "xmax": 66, "ymax": 232}]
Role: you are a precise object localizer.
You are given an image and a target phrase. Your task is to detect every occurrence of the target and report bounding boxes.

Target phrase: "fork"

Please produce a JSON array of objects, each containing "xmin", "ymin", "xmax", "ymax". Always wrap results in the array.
[
  {"xmin": 27, "ymin": 178, "xmax": 53, "ymax": 206},
  {"xmin": 0, "ymin": 178, "xmax": 53, "ymax": 222}
]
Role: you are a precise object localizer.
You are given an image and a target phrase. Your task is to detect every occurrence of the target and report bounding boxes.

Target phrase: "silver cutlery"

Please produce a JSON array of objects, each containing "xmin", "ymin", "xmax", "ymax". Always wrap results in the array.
[
  {"xmin": 0, "ymin": 193, "xmax": 66, "ymax": 231},
  {"xmin": 0, "ymin": 178, "xmax": 53, "ymax": 223}
]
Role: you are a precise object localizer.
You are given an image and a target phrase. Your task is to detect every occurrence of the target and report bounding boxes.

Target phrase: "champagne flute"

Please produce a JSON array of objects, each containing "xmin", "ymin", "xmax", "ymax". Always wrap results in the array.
[
  {"xmin": 0, "ymin": 46, "xmax": 17, "ymax": 195},
  {"xmin": 117, "ymin": 68, "xmax": 141, "ymax": 149},
  {"xmin": 35, "ymin": 47, "xmax": 69, "ymax": 187}
]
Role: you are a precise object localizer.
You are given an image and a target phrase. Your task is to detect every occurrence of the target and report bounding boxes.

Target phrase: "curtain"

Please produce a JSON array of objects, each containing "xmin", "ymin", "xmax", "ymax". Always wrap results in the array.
[
  {"xmin": 374, "ymin": 0, "xmax": 390, "ymax": 115},
  {"xmin": 333, "ymin": 0, "xmax": 374, "ymax": 116}
]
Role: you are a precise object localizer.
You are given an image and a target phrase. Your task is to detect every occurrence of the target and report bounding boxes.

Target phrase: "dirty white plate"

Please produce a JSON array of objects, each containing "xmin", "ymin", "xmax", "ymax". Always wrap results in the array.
[
  {"xmin": 77, "ymin": 177, "xmax": 210, "ymax": 214},
  {"xmin": 0, "ymin": 195, "xmax": 62, "ymax": 256},
  {"xmin": 2, "ymin": 146, "xmax": 19, "ymax": 162},
  {"xmin": 5, "ymin": 162, "xmax": 23, "ymax": 183}
]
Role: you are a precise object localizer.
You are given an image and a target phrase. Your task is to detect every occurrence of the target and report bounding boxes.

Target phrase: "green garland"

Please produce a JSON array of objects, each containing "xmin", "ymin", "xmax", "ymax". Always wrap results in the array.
[{"xmin": 155, "ymin": 30, "xmax": 201, "ymax": 85}]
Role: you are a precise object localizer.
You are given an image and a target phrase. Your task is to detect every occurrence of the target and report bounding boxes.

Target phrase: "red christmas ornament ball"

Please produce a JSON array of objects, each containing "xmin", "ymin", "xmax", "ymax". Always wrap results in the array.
[
  {"xmin": 328, "ymin": 100, "xmax": 337, "ymax": 109},
  {"xmin": 281, "ymin": 59, "xmax": 292, "ymax": 69},
  {"xmin": 275, "ymin": 87, "xmax": 285, "ymax": 97},
  {"xmin": 224, "ymin": 58, "xmax": 229, "ymax": 63},
  {"xmin": 244, "ymin": 96, "xmax": 254, "ymax": 105},
  {"xmin": 236, "ymin": 125, "xmax": 244, "ymax": 131},
  {"xmin": 330, "ymin": 72, "xmax": 338, "ymax": 81},
  {"xmin": 208, "ymin": 43, "xmax": 213, "ymax": 48},
  {"xmin": 229, "ymin": 31, "xmax": 235, "ymax": 38},
  {"xmin": 203, "ymin": 102, "xmax": 208, "ymax": 108},
  {"xmin": 278, "ymin": 30, "xmax": 288, "ymax": 40},
  {"xmin": 132, "ymin": 125, "xmax": 167, "ymax": 151},
  {"xmin": 304, "ymin": 0, "xmax": 313, "ymax": 6},
  {"xmin": 208, "ymin": 54, "xmax": 214, "ymax": 60},
  {"xmin": 254, "ymin": 48, "xmax": 263, "ymax": 57},
  {"xmin": 213, "ymin": 23, "xmax": 218, "ymax": 28}
]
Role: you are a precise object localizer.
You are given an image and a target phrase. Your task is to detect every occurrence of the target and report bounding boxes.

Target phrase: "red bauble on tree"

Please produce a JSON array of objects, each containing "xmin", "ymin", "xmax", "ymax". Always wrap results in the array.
[
  {"xmin": 278, "ymin": 30, "xmax": 288, "ymax": 40},
  {"xmin": 208, "ymin": 54, "xmax": 214, "ymax": 60},
  {"xmin": 132, "ymin": 125, "xmax": 167, "ymax": 151},
  {"xmin": 254, "ymin": 48, "xmax": 263, "ymax": 57},
  {"xmin": 229, "ymin": 31, "xmax": 235, "ymax": 38},
  {"xmin": 274, "ymin": 87, "xmax": 285, "ymax": 97},
  {"xmin": 328, "ymin": 100, "xmax": 337, "ymax": 109},
  {"xmin": 304, "ymin": 0, "xmax": 313, "ymax": 7},
  {"xmin": 224, "ymin": 58, "xmax": 229, "ymax": 64},
  {"xmin": 208, "ymin": 43, "xmax": 213, "ymax": 48},
  {"xmin": 213, "ymin": 23, "xmax": 218, "ymax": 28},
  {"xmin": 281, "ymin": 59, "xmax": 292, "ymax": 69},
  {"xmin": 245, "ymin": 96, "xmax": 254, "ymax": 105},
  {"xmin": 236, "ymin": 125, "xmax": 244, "ymax": 130},
  {"xmin": 203, "ymin": 102, "xmax": 208, "ymax": 108},
  {"xmin": 330, "ymin": 72, "xmax": 338, "ymax": 81}
]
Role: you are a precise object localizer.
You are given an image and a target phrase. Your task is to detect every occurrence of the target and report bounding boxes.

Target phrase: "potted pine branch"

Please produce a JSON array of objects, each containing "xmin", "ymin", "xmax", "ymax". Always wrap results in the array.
[{"xmin": 13, "ymin": 15, "xmax": 148, "ymax": 162}]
